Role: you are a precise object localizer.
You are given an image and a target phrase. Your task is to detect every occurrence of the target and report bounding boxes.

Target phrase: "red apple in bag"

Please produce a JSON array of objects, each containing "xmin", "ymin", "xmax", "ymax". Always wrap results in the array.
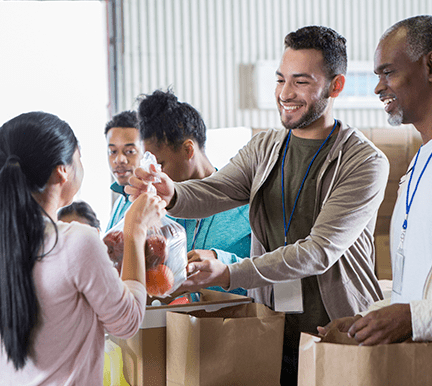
[
  {"xmin": 103, "ymin": 230, "xmax": 124, "ymax": 274},
  {"xmin": 145, "ymin": 234, "xmax": 168, "ymax": 268}
]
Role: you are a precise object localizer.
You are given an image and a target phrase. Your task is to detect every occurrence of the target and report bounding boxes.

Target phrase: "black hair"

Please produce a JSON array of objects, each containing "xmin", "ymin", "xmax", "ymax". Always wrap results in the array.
[
  {"xmin": 284, "ymin": 25, "xmax": 347, "ymax": 79},
  {"xmin": 104, "ymin": 110, "xmax": 138, "ymax": 136},
  {"xmin": 0, "ymin": 111, "xmax": 78, "ymax": 370},
  {"xmin": 381, "ymin": 15, "xmax": 432, "ymax": 61},
  {"xmin": 58, "ymin": 201, "xmax": 101, "ymax": 230},
  {"xmin": 137, "ymin": 89, "xmax": 206, "ymax": 151}
]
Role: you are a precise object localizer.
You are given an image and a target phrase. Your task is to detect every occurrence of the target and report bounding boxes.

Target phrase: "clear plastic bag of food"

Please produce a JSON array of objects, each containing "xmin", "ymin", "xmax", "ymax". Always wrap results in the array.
[
  {"xmin": 102, "ymin": 152, "xmax": 188, "ymax": 297},
  {"xmin": 103, "ymin": 213, "xmax": 188, "ymax": 297}
]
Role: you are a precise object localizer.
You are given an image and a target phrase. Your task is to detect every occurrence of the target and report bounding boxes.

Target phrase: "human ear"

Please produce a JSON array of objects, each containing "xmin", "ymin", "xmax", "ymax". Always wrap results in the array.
[
  {"xmin": 329, "ymin": 74, "xmax": 345, "ymax": 98},
  {"xmin": 182, "ymin": 139, "xmax": 195, "ymax": 160},
  {"xmin": 426, "ymin": 51, "xmax": 432, "ymax": 82},
  {"xmin": 53, "ymin": 165, "xmax": 69, "ymax": 185}
]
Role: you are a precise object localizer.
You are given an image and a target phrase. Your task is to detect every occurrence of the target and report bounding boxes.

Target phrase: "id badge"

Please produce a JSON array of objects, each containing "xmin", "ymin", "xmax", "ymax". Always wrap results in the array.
[
  {"xmin": 393, "ymin": 247, "xmax": 405, "ymax": 295},
  {"xmin": 274, "ymin": 280, "xmax": 303, "ymax": 313}
]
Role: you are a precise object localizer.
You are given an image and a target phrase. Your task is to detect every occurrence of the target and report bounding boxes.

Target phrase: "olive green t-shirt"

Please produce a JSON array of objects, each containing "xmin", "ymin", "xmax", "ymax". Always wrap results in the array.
[{"xmin": 262, "ymin": 132, "xmax": 336, "ymax": 347}]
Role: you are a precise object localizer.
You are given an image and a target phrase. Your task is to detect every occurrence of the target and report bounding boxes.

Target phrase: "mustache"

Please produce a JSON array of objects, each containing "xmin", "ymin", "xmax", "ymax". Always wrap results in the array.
[{"xmin": 379, "ymin": 93, "xmax": 396, "ymax": 100}]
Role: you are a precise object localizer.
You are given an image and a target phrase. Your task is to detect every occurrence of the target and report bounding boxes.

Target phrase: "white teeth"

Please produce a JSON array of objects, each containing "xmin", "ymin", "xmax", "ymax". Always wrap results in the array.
[
  {"xmin": 383, "ymin": 98, "xmax": 396, "ymax": 106},
  {"xmin": 281, "ymin": 104, "xmax": 301, "ymax": 111}
]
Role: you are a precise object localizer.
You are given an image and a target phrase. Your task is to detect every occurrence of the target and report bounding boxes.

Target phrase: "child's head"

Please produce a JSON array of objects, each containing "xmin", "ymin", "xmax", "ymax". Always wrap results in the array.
[{"xmin": 58, "ymin": 201, "xmax": 101, "ymax": 231}]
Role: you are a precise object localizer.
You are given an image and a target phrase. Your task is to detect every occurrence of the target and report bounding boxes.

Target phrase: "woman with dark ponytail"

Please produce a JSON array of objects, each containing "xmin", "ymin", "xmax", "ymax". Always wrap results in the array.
[{"xmin": 0, "ymin": 112, "xmax": 166, "ymax": 385}]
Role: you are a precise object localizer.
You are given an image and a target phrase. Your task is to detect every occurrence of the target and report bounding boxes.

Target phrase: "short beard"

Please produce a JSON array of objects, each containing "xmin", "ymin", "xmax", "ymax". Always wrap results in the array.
[
  {"xmin": 281, "ymin": 91, "xmax": 329, "ymax": 131},
  {"xmin": 388, "ymin": 106, "xmax": 403, "ymax": 126}
]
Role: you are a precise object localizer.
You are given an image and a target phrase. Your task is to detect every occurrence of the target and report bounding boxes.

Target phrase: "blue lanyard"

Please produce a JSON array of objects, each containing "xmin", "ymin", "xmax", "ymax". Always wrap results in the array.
[
  {"xmin": 281, "ymin": 119, "xmax": 337, "ymax": 245},
  {"xmin": 403, "ymin": 145, "xmax": 432, "ymax": 230}
]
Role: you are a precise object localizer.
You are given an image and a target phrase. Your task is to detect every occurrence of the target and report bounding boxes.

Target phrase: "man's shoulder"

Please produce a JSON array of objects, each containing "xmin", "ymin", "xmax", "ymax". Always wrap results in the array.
[
  {"xmin": 337, "ymin": 123, "xmax": 388, "ymax": 162},
  {"xmin": 242, "ymin": 128, "xmax": 287, "ymax": 158},
  {"xmin": 251, "ymin": 127, "xmax": 286, "ymax": 142}
]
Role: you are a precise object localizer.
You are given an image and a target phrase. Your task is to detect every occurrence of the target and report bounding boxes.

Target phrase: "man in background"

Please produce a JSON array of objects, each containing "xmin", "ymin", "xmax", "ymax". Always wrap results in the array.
[
  {"xmin": 319, "ymin": 15, "xmax": 432, "ymax": 346},
  {"xmin": 105, "ymin": 110, "xmax": 142, "ymax": 231},
  {"xmin": 137, "ymin": 88, "xmax": 251, "ymax": 296}
]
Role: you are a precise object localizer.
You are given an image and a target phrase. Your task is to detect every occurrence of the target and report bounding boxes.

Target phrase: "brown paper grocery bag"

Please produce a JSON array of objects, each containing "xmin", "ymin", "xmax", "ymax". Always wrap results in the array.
[
  {"xmin": 166, "ymin": 302, "xmax": 285, "ymax": 386},
  {"xmin": 298, "ymin": 329, "xmax": 432, "ymax": 386}
]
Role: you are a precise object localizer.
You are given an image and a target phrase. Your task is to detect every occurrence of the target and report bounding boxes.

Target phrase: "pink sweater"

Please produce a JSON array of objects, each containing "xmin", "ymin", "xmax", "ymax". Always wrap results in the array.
[{"xmin": 0, "ymin": 220, "xmax": 146, "ymax": 385}]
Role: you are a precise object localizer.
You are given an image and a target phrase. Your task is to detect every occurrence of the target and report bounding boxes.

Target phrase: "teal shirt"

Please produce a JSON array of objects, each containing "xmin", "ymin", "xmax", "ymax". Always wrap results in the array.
[
  {"xmin": 170, "ymin": 204, "xmax": 251, "ymax": 296},
  {"xmin": 106, "ymin": 182, "xmax": 132, "ymax": 232}
]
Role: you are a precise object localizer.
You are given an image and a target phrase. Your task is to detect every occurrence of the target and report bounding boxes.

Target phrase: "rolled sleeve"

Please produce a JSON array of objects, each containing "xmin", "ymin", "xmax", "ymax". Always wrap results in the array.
[{"xmin": 411, "ymin": 299, "xmax": 432, "ymax": 341}]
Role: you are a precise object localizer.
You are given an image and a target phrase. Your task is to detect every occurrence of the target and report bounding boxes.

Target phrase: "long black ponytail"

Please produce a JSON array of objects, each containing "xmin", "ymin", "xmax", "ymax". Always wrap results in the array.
[{"xmin": 0, "ymin": 112, "xmax": 78, "ymax": 370}]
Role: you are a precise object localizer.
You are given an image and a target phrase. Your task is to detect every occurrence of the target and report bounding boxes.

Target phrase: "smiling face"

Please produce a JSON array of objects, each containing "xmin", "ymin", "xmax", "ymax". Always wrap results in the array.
[
  {"xmin": 275, "ymin": 48, "xmax": 335, "ymax": 134},
  {"xmin": 106, "ymin": 127, "xmax": 142, "ymax": 186},
  {"xmin": 374, "ymin": 28, "xmax": 430, "ymax": 127}
]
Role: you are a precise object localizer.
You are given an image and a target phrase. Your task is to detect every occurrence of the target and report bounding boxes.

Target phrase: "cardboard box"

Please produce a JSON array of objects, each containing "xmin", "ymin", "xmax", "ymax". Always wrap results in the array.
[
  {"xmin": 110, "ymin": 289, "xmax": 251, "ymax": 386},
  {"xmin": 375, "ymin": 234, "xmax": 392, "ymax": 280},
  {"xmin": 370, "ymin": 127, "xmax": 410, "ymax": 146},
  {"xmin": 298, "ymin": 329, "xmax": 432, "ymax": 386}
]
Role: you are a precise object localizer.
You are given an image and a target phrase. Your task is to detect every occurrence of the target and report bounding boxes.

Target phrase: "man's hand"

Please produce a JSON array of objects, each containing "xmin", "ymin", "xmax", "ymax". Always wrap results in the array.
[
  {"xmin": 347, "ymin": 303, "xmax": 412, "ymax": 345},
  {"xmin": 317, "ymin": 314, "xmax": 362, "ymax": 336},
  {"xmin": 178, "ymin": 259, "xmax": 230, "ymax": 292},
  {"xmin": 125, "ymin": 164, "xmax": 176, "ymax": 207},
  {"xmin": 187, "ymin": 249, "xmax": 217, "ymax": 263}
]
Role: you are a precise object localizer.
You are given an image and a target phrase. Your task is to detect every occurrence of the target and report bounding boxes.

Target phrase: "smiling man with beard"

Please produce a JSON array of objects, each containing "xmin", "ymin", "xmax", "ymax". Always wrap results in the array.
[
  {"xmin": 126, "ymin": 26, "xmax": 390, "ymax": 384},
  {"xmin": 105, "ymin": 110, "xmax": 142, "ymax": 231}
]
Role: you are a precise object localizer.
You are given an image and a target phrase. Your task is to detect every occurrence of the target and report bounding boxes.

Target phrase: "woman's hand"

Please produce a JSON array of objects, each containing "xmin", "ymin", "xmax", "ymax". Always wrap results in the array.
[
  {"xmin": 123, "ymin": 191, "xmax": 166, "ymax": 238},
  {"xmin": 121, "ymin": 192, "xmax": 166, "ymax": 283},
  {"xmin": 125, "ymin": 164, "xmax": 176, "ymax": 208}
]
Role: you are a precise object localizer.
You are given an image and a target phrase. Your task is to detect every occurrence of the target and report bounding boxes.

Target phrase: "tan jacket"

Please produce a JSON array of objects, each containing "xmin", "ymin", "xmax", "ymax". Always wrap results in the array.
[{"xmin": 169, "ymin": 121, "xmax": 390, "ymax": 320}]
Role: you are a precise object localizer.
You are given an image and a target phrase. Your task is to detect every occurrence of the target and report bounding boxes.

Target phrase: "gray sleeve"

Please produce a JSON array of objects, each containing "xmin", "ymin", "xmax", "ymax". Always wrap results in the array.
[{"xmin": 168, "ymin": 134, "xmax": 261, "ymax": 218}]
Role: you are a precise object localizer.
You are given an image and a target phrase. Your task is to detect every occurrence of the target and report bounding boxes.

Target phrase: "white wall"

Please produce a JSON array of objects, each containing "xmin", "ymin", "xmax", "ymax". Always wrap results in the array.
[
  {"xmin": 0, "ymin": 1, "xmax": 112, "ymax": 230},
  {"xmin": 205, "ymin": 127, "xmax": 253, "ymax": 170}
]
